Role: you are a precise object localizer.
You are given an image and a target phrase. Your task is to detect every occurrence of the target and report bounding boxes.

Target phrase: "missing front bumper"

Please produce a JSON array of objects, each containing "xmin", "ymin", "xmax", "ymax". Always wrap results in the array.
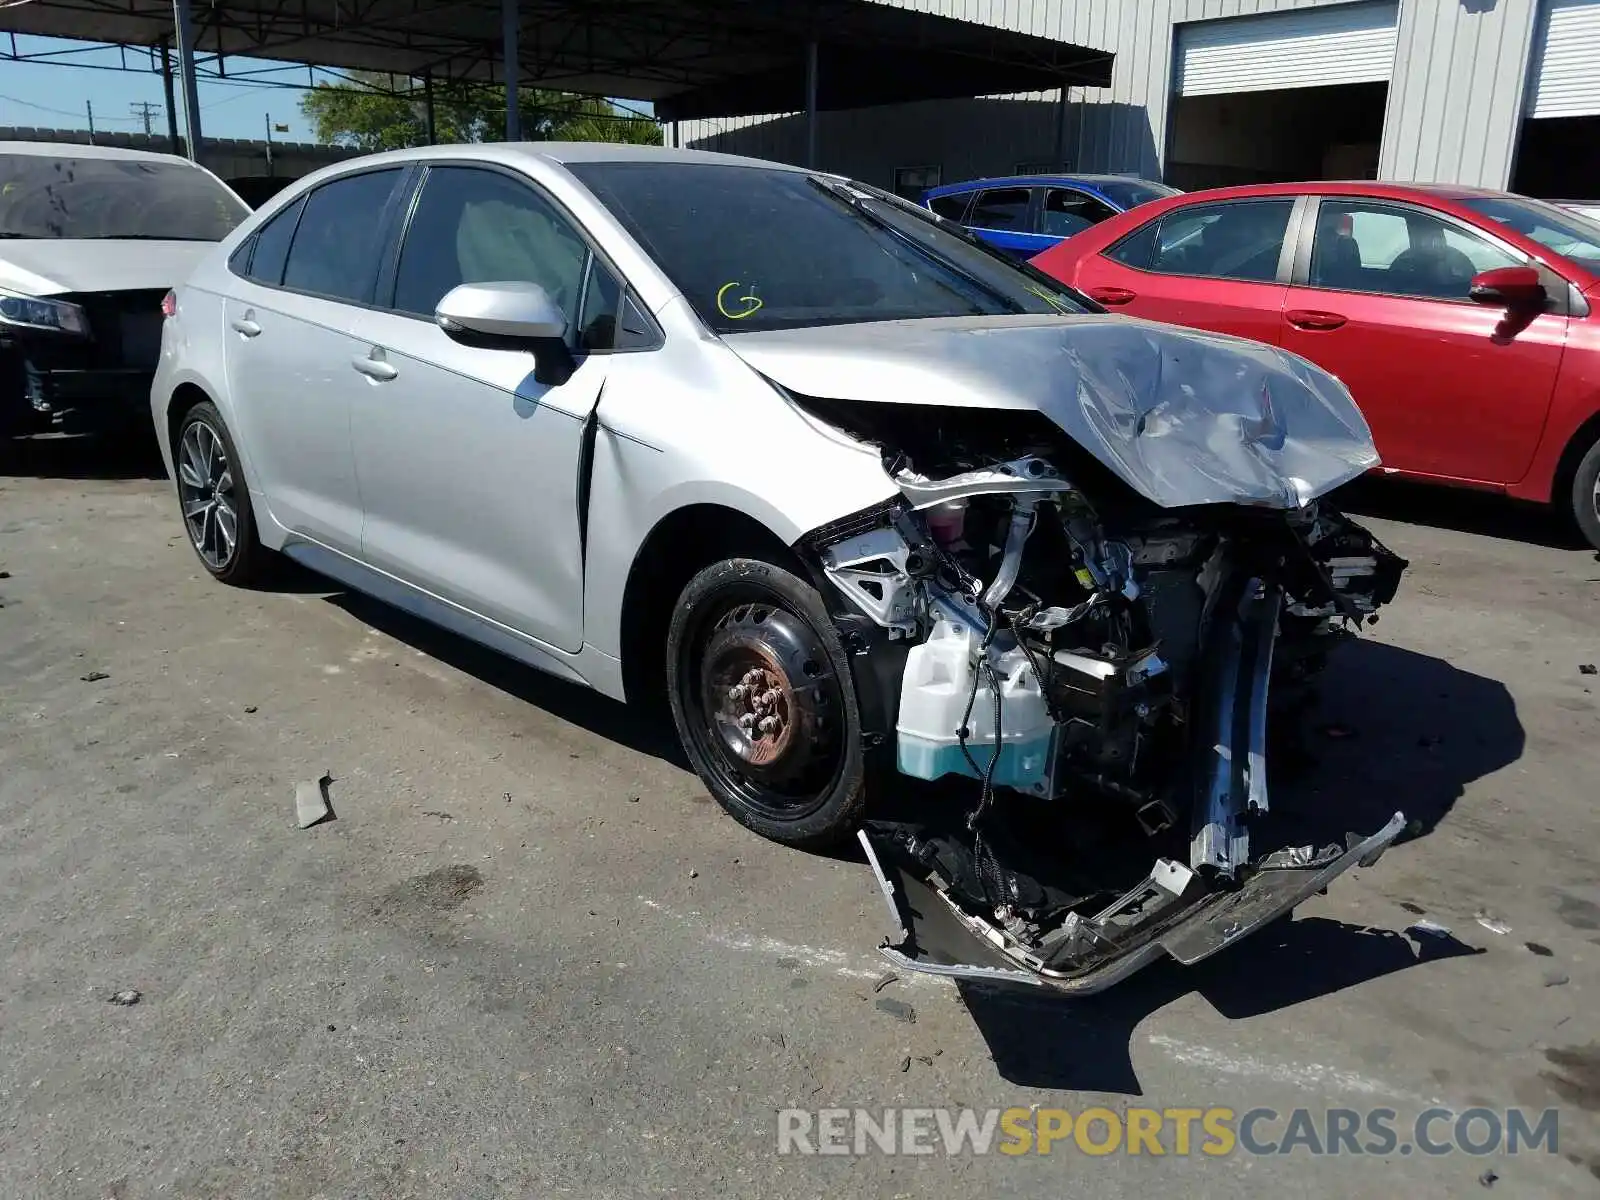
[{"xmin": 859, "ymin": 810, "xmax": 1407, "ymax": 995}]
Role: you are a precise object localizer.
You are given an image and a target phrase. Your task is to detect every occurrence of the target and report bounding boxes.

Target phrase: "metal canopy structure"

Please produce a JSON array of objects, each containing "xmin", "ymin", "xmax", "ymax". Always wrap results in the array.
[{"xmin": 0, "ymin": 0, "xmax": 1113, "ymax": 165}]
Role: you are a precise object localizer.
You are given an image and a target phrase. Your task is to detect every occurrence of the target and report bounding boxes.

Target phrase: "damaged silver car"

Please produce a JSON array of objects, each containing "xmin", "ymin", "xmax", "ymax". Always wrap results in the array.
[{"xmin": 152, "ymin": 145, "xmax": 1407, "ymax": 992}]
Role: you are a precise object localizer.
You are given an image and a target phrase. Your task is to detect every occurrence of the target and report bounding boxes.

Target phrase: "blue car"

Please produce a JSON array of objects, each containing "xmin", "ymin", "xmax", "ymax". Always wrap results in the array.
[{"xmin": 922, "ymin": 174, "xmax": 1181, "ymax": 259}]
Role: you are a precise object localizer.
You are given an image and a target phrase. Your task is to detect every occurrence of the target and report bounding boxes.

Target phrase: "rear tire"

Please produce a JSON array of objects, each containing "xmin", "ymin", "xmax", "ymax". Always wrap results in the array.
[
  {"xmin": 1569, "ymin": 434, "xmax": 1600, "ymax": 552},
  {"xmin": 666, "ymin": 557, "xmax": 868, "ymax": 849},
  {"xmin": 174, "ymin": 401, "xmax": 270, "ymax": 586}
]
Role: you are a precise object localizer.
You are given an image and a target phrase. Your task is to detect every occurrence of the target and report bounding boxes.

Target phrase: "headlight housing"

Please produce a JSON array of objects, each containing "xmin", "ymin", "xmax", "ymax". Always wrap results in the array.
[{"xmin": 0, "ymin": 290, "xmax": 90, "ymax": 336}]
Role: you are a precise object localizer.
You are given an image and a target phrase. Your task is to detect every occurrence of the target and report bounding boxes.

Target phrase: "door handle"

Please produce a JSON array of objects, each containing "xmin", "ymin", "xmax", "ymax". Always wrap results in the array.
[
  {"xmin": 1286, "ymin": 309, "xmax": 1347, "ymax": 331},
  {"xmin": 1088, "ymin": 286, "xmax": 1137, "ymax": 306},
  {"xmin": 351, "ymin": 352, "xmax": 398, "ymax": 382},
  {"xmin": 230, "ymin": 316, "xmax": 261, "ymax": 337}
]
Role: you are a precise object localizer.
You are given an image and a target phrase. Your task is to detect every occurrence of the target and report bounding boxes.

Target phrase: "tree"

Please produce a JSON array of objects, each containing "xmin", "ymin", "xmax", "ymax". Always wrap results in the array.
[{"xmin": 300, "ymin": 72, "xmax": 661, "ymax": 152}]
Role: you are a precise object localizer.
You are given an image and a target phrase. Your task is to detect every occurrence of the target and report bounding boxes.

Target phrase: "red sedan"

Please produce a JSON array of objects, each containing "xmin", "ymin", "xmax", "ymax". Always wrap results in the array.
[{"xmin": 1030, "ymin": 182, "xmax": 1600, "ymax": 548}]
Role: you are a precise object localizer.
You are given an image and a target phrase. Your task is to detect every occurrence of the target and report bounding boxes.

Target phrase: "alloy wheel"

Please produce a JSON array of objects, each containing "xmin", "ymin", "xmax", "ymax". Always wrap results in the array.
[{"xmin": 177, "ymin": 419, "xmax": 238, "ymax": 570}]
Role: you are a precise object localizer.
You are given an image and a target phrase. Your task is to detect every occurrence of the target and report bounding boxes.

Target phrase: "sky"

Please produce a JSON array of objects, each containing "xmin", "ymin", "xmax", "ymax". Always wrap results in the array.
[{"xmin": 0, "ymin": 34, "xmax": 654, "ymax": 145}]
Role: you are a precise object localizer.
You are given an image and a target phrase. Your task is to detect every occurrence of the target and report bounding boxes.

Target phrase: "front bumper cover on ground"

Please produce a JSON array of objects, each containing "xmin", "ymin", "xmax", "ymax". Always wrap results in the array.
[{"xmin": 859, "ymin": 810, "xmax": 1408, "ymax": 995}]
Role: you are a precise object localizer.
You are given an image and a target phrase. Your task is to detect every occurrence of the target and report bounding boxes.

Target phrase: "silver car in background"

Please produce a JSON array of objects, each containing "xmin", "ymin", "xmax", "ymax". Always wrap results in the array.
[
  {"xmin": 1, "ymin": 142, "xmax": 248, "ymax": 438},
  {"xmin": 152, "ymin": 144, "xmax": 1407, "ymax": 992}
]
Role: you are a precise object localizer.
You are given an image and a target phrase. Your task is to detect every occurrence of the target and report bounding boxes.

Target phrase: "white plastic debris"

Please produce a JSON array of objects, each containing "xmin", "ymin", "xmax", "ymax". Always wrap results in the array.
[
  {"xmin": 1474, "ymin": 911, "xmax": 1512, "ymax": 936},
  {"xmin": 1407, "ymin": 918, "xmax": 1453, "ymax": 938},
  {"xmin": 295, "ymin": 773, "xmax": 334, "ymax": 829}
]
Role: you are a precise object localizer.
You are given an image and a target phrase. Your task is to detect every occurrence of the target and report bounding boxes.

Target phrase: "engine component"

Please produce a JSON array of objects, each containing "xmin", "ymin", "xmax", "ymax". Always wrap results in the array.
[
  {"xmin": 895, "ymin": 618, "xmax": 1054, "ymax": 792},
  {"xmin": 894, "ymin": 455, "xmax": 1075, "ymax": 508},
  {"xmin": 819, "ymin": 526, "xmax": 922, "ymax": 638}
]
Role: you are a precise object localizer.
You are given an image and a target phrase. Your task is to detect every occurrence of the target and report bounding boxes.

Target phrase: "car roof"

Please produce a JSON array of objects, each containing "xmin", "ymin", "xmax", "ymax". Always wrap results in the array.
[
  {"xmin": 0, "ymin": 140, "xmax": 201, "ymax": 167},
  {"xmin": 1151, "ymin": 179, "xmax": 1510, "ymax": 204},
  {"xmin": 927, "ymin": 173, "xmax": 1164, "ymax": 196},
  {"xmin": 314, "ymin": 141, "xmax": 811, "ymax": 175}
]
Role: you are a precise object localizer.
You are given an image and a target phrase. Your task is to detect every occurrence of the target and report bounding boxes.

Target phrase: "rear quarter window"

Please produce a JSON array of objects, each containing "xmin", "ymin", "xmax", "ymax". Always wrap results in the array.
[
  {"xmin": 927, "ymin": 192, "xmax": 972, "ymax": 222},
  {"xmin": 1106, "ymin": 220, "xmax": 1159, "ymax": 270}
]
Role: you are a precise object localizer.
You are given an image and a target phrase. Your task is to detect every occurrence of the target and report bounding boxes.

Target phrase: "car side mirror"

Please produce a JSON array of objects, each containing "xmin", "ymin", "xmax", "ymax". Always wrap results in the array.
[
  {"xmin": 435, "ymin": 281, "xmax": 575, "ymax": 385},
  {"xmin": 435, "ymin": 281, "xmax": 567, "ymax": 341},
  {"xmin": 1469, "ymin": 266, "xmax": 1545, "ymax": 311}
]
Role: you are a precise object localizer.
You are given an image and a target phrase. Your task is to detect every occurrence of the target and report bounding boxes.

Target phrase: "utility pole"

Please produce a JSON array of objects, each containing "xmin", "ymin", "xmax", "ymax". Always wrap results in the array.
[
  {"xmin": 264, "ymin": 113, "xmax": 274, "ymax": 177},
  {"xmin": 86, "ymin": 99, "xmax": 96, "ymax": 143},
  {"xmin": 130, "ymin": 101, "xmax": 161, "ymax": 136}
]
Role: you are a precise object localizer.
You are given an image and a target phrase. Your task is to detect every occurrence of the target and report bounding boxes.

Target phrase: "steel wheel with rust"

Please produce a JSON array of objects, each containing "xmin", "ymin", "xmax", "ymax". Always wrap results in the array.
[{"xmin": 667, "ymin": 558, "xmax": 868, "ymax": 848}]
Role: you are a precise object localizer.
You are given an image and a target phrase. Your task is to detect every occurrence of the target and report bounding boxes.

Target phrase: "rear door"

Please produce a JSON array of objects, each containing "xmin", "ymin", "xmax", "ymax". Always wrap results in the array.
[
  {"xmin": 1279, "ymin": 197, "xmax": 1568, "ymax": 483},
  {"xmin": 342, "ymin": 163, "xmax": 621, "ymax": 653},
  {"xmin": 964, "ymin": 186, "xmax": 1041, "ymax": 259},
  {"xmin": 1087, "ymin": 196, "xmax": 1300, "ymax": 346},
  {"xmin": 221, "ymin": 167, "xmax": 410, "ymax": 555}
]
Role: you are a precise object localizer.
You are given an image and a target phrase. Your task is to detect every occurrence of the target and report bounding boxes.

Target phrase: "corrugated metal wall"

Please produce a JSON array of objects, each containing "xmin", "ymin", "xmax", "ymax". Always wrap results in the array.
[
  {"xmin": 676, "ymin": 0, "xmax": 1541, "ymax": 191},
  {"xmin": 1379, "ymin": 0, "xmax": 1537, "ymax": 188}
]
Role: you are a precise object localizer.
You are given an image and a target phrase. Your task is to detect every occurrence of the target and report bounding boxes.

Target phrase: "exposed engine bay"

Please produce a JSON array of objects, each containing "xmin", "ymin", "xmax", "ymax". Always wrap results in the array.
[{"xmin": 795, "ymin": 400, "xmax": 1409, "ymax": 993}]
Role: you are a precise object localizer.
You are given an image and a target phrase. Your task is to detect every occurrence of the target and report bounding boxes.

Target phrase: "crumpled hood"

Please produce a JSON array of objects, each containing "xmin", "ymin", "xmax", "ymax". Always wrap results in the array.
[
  {"xmin": 723, "ymin": 314, "xmax": 1379, "ymax": 509},
  {"xmin": 0, "ymin": 239, "xmax": 214, "ymax": 296}
]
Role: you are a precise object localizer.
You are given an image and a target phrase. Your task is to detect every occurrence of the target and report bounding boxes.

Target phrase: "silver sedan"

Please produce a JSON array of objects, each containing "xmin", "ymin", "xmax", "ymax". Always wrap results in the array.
[{"xmin": 152, "ymin": 143, "xmax": 1407, "ymax": 992}]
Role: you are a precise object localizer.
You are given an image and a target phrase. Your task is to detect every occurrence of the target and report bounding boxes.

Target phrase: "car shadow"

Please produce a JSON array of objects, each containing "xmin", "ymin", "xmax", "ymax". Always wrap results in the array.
[
  {"xmin": 1333, "ymin": 475, "xmax": 1587, "ymax": 551},
  {"xmin": 957, "ymin": 916, "xmax": 1484, "ymax": 1094},
  {"xmin": 318, "ymin": 587, "xmax": 688, "ymax": 769},
  {"xmin": 953, "ymin": 638, "xmax": 1522, "ymax": 1092},
  {"xmin": 0, "ymin": 431, "xmax": 167, "ymax": 481},
  {"xmin": 1262, "ymin": 637, "xmax": 1524, "ymax": 847}
]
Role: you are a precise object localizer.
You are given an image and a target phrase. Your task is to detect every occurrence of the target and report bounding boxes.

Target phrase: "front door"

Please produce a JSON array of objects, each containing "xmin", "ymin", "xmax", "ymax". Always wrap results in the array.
[
  {"xmin": 346, "ymin": 164, "xmax": 610, "ymax": 654},
  {"xmin": 1280, "ymin": 198, "xmax": 1568, "ymax": 483}
]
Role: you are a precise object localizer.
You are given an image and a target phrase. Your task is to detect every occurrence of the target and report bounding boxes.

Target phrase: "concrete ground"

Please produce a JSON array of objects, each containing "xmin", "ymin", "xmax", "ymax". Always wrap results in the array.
[{"xmin": 2, "ymin": 437, "xmax": 1599, "ymax": 1199}]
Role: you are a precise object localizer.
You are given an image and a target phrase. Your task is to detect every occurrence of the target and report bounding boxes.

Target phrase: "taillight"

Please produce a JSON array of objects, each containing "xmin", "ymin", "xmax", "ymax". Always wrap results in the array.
[{"xmin": 160, "ymin": 290, "xmax": 177, "ymax": 318}]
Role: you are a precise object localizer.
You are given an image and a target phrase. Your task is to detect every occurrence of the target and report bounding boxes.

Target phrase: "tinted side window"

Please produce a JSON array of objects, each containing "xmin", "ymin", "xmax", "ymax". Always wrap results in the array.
[
  {"xmin": 245, "ymin": 194, "xmax": 305, "ymax": 287},
  {"xmin": 1139, "ymin": 200, "xmax": 1294, "ymax": 283},
  {"xmin": 928, "ymin": 192, "xmax": 971, "ymax": 222},
  {"xmin": 1042, "ymin": 188, "xmax": 1117, "ymax": 237},
  {"xmin": 1106, "ymin": 220, "xmax": 1159, "ymax": 269},
  {"xmin": 282, "ymin": 170, "xmax": 402, "ymax": 302},
  {"xmin": 393, "ymin": 166, "xmax": 589, "ymax": 331},
  {"xmin": 969, "ymin": 188, "xmax": 1031, "ymax": 231},
  {"xmin": 1309, "ymin": 200, "xmax": 1523, "ymax": 300}
]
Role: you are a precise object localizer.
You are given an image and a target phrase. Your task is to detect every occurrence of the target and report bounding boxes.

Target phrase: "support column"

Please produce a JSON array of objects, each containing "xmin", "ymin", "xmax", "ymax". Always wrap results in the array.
[
  {"xmin": 1054, "ymin": 82, "xmax": 1069, "ymax": 170},
  {"xmin": 502, "ymin": 0, "xmax": 520, "ymax": 141},
  {"xmin": 805, "ymin": 40, "xmax": 818, "ymax": 169},
  {"xmin": 423, "ymin": 72, "xmax": 437, "ymax": 145},
  {"xmin": 171, "ymin": 0, "xmax": 202, "ymax": 160},
  {"xmin": 160, "ymin": 40, "xmax": 181, "ymax": 153}
]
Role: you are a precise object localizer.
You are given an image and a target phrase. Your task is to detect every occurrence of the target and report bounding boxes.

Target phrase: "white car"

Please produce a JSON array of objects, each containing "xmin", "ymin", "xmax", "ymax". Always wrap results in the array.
[
  {"xmin": 151, "ymin": 143, "xmax": 1408, "ymax": 992},
  {"xmin": 0, "ymin": 141, "xmax": 248, "ymax": 437}
]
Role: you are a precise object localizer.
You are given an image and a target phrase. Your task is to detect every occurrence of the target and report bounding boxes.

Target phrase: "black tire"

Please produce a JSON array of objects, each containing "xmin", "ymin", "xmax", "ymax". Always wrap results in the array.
[
  {"xmin": 666, "ymin": 557, "xmax": 868, "ymax": 849},
  {"xmin": 173, "ymin": 401, "xmax": 270, "ymax": 586},
  {"xmin": 1570, "ymin": 434, "xmax": 1600, "ymax": 552}
]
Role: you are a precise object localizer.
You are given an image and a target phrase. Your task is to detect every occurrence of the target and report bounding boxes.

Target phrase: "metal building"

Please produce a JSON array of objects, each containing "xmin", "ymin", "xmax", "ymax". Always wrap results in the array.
[{"xmin": 675, "ymin": 0, "xmax": 1600, "ymax": 203}]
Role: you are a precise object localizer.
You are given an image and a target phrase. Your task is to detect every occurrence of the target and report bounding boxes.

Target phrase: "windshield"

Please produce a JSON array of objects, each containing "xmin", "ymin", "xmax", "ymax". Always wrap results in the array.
[
  {"xmin": 567, "ymin": 161, "xmax": 1092, "ymax": 334},
  {"xmin": 0, "ymin": 154, "xmax": 249, "ymax": 241},
  {"xmin": 1459, "ymin": 194, "xmax": 1600, "ymax": 274},
  {"xmin": 1093, "ymin": 179, "xmax": 1181, "ymax": 210}
]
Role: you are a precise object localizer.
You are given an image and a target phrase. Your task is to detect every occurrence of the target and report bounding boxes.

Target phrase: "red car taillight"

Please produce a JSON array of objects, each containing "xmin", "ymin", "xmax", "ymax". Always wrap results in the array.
[{"xmin": 160, "ymin": 290, "xmax": 177, "ymax": 318}]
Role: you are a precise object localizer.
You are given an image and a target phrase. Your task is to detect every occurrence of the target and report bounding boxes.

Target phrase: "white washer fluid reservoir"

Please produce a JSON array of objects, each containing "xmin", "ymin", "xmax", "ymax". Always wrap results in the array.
[{"xmin": 895, "ymin": 617, "xmax": 1055, "ymax": 792}]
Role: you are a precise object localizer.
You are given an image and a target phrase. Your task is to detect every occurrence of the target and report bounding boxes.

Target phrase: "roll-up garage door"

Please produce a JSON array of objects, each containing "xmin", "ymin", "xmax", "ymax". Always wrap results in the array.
[
  {"xmin": 1175, "ymin": 1, "xmax": 1400, "ymax": 97},
  {"xmin": 1526, "ymin": 0, "xmax": 1600, "ymax": 119}
]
